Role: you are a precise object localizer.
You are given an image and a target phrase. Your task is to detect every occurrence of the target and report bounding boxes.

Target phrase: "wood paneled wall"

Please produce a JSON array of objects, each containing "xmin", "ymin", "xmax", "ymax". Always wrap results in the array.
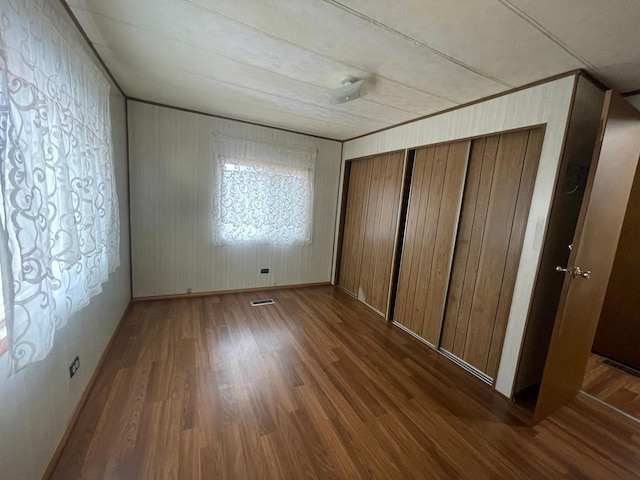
[
  {"xmin": 394, "ymin": 141, "xmax": 470, "ymax": 343},
  {"xmin": 339, "ymin": 151, "xmax": 405, "ymax": 315},
  {"xmin": 440, "ymin": 128, "xmax": 543, "ymax": 379}
]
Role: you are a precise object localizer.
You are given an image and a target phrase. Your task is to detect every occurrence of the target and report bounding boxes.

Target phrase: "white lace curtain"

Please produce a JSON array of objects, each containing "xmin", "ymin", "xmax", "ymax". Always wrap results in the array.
[
  {"xmin": 212, "ymin": 133, "xmax": 316, "ymax": 246},
  {"xmin": 0, "ymin": 0, "xmax": 120, "ymax": 373}
]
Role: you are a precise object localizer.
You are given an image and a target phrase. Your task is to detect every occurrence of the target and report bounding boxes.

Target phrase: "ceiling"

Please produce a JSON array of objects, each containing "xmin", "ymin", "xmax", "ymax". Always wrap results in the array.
[{"xmin": 67, "ymin": 0, "xmax": 640, "ymax": 141}]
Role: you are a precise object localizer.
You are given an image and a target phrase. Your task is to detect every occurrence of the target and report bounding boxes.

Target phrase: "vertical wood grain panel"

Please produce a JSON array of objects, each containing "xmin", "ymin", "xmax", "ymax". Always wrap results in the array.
[
  {"xmin": 440, "ymin": 139, "xmax": 486, "ymax": 350},
  {"xmin": 441, "ymin": 128, "xmax": 544, "ymax": 378},
  {"xmin": 394, "ymin": 140, "xmax": 470, "ymax": 344},
  {"xmin": 360, "ymin": 156, "xmax": 384, "ymax": 305},
  {"xmin": 374, "ymin": 152, "xmax": 405, "ymax": 311},
  {"xmin": 486, "ymin": 129, "xmax": 543, "ymax": 377},
  {"xmin": 394, "ymin": 147, "xmax": 431, "ymax": 330},
  {"xmin": 338, "ymin": 152, "xmax": 404, "ymax": 315},
  {"xmin": 462, "ymin": 131, "xmax": 530, "ymax": 371},
  {"xmin": 339, "ymin": 158, "xmax": 372, "ymax": 296},
  {"xmin": 421, "ymin": 141, "xmax": 471, "ymax": 343}
]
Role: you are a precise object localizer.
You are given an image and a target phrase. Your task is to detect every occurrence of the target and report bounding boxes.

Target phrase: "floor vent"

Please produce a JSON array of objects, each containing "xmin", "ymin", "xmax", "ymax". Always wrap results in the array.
[
  {"xmin": 250, "ymin": 299, "xmax": 275, "ymax": 307},
  {"xmin": 602, "ymin": 358, "xmax": 640, "ymax": 378}
]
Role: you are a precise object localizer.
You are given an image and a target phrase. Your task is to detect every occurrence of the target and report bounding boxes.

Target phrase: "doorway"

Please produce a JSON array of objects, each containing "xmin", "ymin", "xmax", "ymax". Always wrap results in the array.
[{"xmin": 514, "ymin": 90, "xmax": 640, "ymax": 421}]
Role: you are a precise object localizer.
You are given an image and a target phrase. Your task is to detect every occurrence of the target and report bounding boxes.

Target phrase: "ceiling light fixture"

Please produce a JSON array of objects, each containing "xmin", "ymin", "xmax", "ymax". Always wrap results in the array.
[{"xmin": 325, "ymin": 76, "xmax": 365, "ymax": 105}]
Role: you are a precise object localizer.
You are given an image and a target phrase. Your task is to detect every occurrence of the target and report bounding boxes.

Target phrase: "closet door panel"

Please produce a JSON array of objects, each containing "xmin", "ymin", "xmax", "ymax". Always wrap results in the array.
[
  {"xmin": 485, "ymin": 129, "xmax": 544, "ymax": 377},
  {"xmin": 360, "ymin": 156, "xmax": 384, "ymax": 303},
  {"xmin": 441, "ymin": 128, "xmax": 543, "ymax": 378},
  {"xmin": 440, "ymin": 138, "xmax": 487, "ymax": 350},
  {"xmin": 394, "ymin": 141, "xmax": 470, "ymax": 343},
  {"xmin": 339, "ymin": 158, "xmax": 371, "ymax": 295},
  {"xmin": 339, "ymin": 152, "xmax": 404, "ymax": 315},
  {"xmin": 462, "ymin": 130, "xmax": 531, "ymax": 372},
  {"xmin": 395, "ymin": 147, "xmax": 433, "ymax": 332},
  {"xmin": 442, "ymin": 136, "xmax": 500, "ymax": 357},
  {"xmin": 411, "ymin": 144, "xmax": 448, "ymax": 337},
  {"xmin": 420, "ymin": 142, "xmax": 471, "ymax": 342},
  {"xmin": 372, "ymin": 152, "xmax": 405, "ymax": 311}
]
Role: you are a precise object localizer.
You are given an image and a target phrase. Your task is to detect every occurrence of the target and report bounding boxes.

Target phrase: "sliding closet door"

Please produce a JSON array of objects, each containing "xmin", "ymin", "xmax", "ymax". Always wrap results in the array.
[
  {"xmin": 394, "ymin": 141, "xmax": 471, "ymax": 343},
  {"xmin": 440, "ymin": 128, "xmax": 544, "ymax": 379},
  {"xmin": 339, "ymin": 151, "xmax": 405, "ymax": 315}
]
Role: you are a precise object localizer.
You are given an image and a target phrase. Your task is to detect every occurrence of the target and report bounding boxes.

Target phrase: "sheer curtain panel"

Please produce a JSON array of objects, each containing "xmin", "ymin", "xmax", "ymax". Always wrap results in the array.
[
  {"xmin": 212, "ymin": 133, "xmax": 316, "ymax": 246},
  {"xmin": 0, "ymin": 0, "xmax": 120, "ymax": 373}
]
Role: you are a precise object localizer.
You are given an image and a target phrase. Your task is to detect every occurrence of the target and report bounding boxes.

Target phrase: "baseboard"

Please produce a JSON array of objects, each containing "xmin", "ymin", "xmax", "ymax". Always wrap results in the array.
[
  {"xmin": 133, "ymin": 281, "xmax": 331, "ymax": 302},
  {"xmin": 41, "ymin": 301, "xmax": 133, "ymax": 480}
]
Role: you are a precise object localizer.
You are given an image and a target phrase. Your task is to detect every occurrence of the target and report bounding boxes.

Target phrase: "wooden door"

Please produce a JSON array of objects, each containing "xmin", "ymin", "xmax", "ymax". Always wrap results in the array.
[
  {"xmin": 440, "ymin": 128, "xmax": 543, "ymax": 379},
  {"xmin": 339, "ymin": 151, "xmax": 405, "ymax": 315},
  {"xmin": 535, "ymin": 91, "xmax": 640, "ymax": 420},
  {"xmin": 394, "ymin": 141, "xmax": 470, "ymax": 344},
  {"xmin": 591, "ymin": 158, "xmax": 640, "ymax": 370}
]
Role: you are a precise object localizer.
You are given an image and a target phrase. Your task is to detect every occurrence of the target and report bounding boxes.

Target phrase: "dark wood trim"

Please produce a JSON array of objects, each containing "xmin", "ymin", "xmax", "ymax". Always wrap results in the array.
[
  {"xmin": 41, "ymin": 302, "xmax": 133, "ymax": 480},
  {"xmin": 622, "ymin": 89, "xmax": 640, "ymax": 98},
  {"xmin": 127, "ymin": 98, "xmax": 341, "ymax": 143},
  {"xmin": 512, "ymin": 383, "xmax": 541, "ymax": 403},
  {"xmin": 133, "ymin": 282, "xmax": 331, "ymax": 302},
  {"xmin": 344, "ymin": 70, "xmax": 591, "ymax": 143},
  {"xmin": 332, "ymin": 155, "xmax": 351, "ymax": 286},
  {"xmin": 511, "ymin": 78, "xmax": 580, "ymax": 400},
  {"xmin": 577, "ymin": 70, "xmax": 608, "ymax": 92},
  {"xmin": 59, "ymin": 1, "xmax": 126, "ymax": 98}
]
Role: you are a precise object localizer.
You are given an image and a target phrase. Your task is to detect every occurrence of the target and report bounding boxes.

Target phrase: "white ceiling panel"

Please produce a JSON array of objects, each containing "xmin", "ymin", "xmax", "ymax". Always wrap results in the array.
[
  {"xmin": 67, "ymin": 0, "xmax": 640, "ymax": 139},
  {"xmin": 279, "ymin": 0, "xmax": 585, "ymax": 87},
  {"xmin": 505, "ymin": 0, "xmax": 640, "ymax": 91}
]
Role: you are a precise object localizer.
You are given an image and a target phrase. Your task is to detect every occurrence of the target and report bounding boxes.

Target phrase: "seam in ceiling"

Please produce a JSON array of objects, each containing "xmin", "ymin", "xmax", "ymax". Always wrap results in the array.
[
  {"xmin": 177, "ymin": 0, "xmax": 463, "ymax": 104},
  {"xmin": 95, "ymin": 42, "xmax": 396, "ymax": 128},
  {"xmin": 494, "ymin": 0, "xmax": 602, "ymax": 78},
  {"xmin": 81, "ymin": 14, "xmax": 426, "ymax": 117},
  {"xmin": 322, "ymin": 0, "xmax": 513, "ymax": 89}
]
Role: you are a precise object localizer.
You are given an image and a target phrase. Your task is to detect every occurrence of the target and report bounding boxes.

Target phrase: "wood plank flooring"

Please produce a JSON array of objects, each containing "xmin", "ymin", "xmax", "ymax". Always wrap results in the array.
[
  {"xmin": 583, "ymin": 353, "xmax": 640, "ymax": 421},
  {"xmin": 50, "ymin": 286, "xmax": 640, "ymax": 479}
]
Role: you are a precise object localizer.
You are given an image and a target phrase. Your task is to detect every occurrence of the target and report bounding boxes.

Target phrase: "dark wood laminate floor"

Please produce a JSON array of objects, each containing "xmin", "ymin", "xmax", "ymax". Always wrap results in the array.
[
  {"xmin": 583, "ymin": 353, "xmax": 640, "ymax": 421},
  {"xmin": 50, "ymin": 286, "xmax": 640, "ymax": 479}
]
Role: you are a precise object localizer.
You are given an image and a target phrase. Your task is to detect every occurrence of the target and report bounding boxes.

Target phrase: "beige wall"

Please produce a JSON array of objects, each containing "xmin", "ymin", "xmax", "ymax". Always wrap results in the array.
[
  {"xmin": 128, "ymin": 101, "xmax": 343, "ymax": 298},
  {"xmin": 0, "ymin": 2, "xmax": 131, "ymax": 480},
  {"xmin": 341, "ymin": 75, "xmax": 578, "ymax": 397}
]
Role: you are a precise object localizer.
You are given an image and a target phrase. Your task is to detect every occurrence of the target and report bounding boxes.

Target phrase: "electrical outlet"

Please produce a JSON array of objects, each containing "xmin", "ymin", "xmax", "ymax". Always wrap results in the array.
[
  {"xmin": 69, "ymin": 356, "xmax": 80, "ymax": 378},
  {"xmin": 260, "ymin": 268, "xmax": 269, "ymax": 274}
]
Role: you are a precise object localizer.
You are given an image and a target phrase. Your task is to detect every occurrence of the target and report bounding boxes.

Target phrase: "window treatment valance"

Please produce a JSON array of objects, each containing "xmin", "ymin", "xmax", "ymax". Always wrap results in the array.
[{"xmin": 0, "ymin": 0, "xmax": 120, "ymax": 373}]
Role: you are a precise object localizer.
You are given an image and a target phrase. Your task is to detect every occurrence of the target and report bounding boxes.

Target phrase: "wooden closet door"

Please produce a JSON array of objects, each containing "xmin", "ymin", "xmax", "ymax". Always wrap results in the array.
[
  {"xmin": 339, "ymin": 151, "xmax": 405, "ymax": 315},
  {"xmin": 440, "ymin": 128, "xmax": 544, "ymax": 379},
  {"xmin": 394, "ymin": 141, "xmax": 471, "ymax": 343}
]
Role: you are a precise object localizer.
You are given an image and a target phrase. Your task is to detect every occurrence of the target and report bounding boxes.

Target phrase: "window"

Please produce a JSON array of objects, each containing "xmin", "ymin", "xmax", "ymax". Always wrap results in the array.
[
  {"xmin": 212, "ymin": 133, "xmax": 316, "ymax": 246},
  {"xmin": 0, "ymin": 0, "xmax": 120, "ymax": 371}
]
